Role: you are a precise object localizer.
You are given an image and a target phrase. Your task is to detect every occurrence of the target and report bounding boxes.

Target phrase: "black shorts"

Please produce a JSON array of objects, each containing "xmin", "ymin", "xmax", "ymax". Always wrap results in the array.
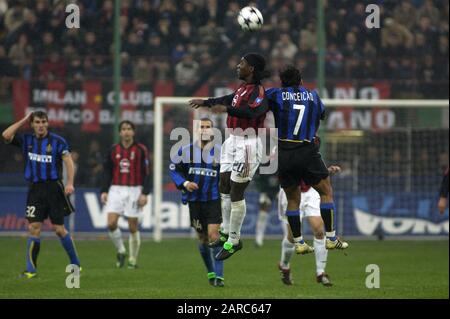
[
  {"xmin": 26, "ymin": 181, "xmax": 75, "ymax": 225},
  {"xmin": 278, "ymin": 143, "xmax": 329, "ymax": 189},
  {"xmin": 188, "ymin": 199, "xmax": 222, "ymax": 233}
]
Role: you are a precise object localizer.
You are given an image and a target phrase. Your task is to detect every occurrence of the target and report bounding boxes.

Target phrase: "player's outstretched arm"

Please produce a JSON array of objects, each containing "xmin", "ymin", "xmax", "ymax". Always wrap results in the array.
[
  {"xmin": 62, "ymin": 153, "xmax": 75, "ymax": 195},
  {"xmin": 2, "ymin": 112, "xmax": 32, "ymax": 143},
  {"xmin": 189, "ymin": 94, "xmax": 235, "ymax": 109}
]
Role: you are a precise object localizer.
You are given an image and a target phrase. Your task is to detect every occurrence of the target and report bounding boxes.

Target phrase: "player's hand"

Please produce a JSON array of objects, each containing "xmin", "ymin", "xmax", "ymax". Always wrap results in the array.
[
  {"xmin": 101, "ymin": 192, "xmax": 108, "ymax": 204},
  {"xmin": 438, "ymin": 197, "xmax": 447, "ymax": 214},
  {"xmin": 65, "ymin": 184, "xmax": 75, "ymax": 195},
  {"xmin": 328, "ymin": 165, "xmax": 341, "ymax": 175},
  {"xmin": 138, "ymin": 194, "xmax": 148, "ymax": 208},
  {"xmin": 189, "ymin": 99, "xmax": 205, "ymax": 109},
  {"xmin": 185, "ymin": 182, "xmax": 199, "ymax": 192},
  {"xmin": 211, "ymin": 105, "xmax": 227, "ymax": 114}
]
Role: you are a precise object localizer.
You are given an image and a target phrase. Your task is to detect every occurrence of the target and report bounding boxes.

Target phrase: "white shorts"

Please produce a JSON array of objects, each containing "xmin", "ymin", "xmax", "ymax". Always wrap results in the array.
[
  {"xmin": 103, "ymin": 185, "xmax": 143, "ymax": 218},
  {"xmin": 277, "ymin": 187, "xmax": 321, "ymax": 223},
  {"xmin": 220, "ymin": 134, "xmax": 262, "ymax": 183}
]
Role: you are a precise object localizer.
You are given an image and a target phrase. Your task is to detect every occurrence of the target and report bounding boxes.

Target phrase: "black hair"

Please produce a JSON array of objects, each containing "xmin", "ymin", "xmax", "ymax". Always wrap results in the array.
[
  {"xmin": 119, "ymin": 120, "xmax": 136, "ymax": 131},
  {"xmin": 279, "ymin": 65, "xmax": 302, "ymax": 87},
  {"xmin": 253, "ymin": 69, "xmax": 271, "ymax": 84},
  {"xmin": 30, "ymin": 111, "xmax": 48, "ymax": 122},
  {"xmin": 243, "ymin": 52, "xmax": 271, "ymax": 84}
]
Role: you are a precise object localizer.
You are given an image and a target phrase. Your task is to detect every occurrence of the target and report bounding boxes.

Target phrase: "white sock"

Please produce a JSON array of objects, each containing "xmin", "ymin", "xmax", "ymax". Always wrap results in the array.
[
  {"xmin": 255, "ymin": 211, "xmax": 268, "ymax": 246},
  {"xmin": 228, "ymin": 200, "xmax": 246, "ymax": 245},
  {"xmin": 108, "ymin": 228, "xmax": 126, "ymax": 254},
  {"xmin": 314, "ymin": 237, "xmax": 328, "ymax": 275},
  {"xmin": 326, "ymin": 231, "xmax": 336, "ymax": 238},
  {"xmin": 129, "ymin": 231, "xmax": 141, "ymax": 264},
  {"xmin": 280, "ymin": 237, "xmax": 295, "ymax": 269},
  {"xmin": 221, "ymin": 193, "xmax": 231, "ymax": 234}
]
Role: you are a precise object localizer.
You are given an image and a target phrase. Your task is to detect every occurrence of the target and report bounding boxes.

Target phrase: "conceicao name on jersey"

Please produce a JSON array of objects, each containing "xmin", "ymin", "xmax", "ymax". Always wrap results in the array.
[
  {"xmin": 281, "ymin": 91, "xmax": 314, "ymax": 102},
  {"xmin": 188, "ymin": 167, "xmax": 217, "ymax": 177},
  {"xmin": 28, "ymin": 152, "xmax": 52, "ymax": 163}
]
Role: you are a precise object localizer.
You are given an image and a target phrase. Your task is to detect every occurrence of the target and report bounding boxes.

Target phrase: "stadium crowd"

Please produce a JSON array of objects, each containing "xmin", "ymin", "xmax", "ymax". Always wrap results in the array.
[{"xmin": 0, "ymin": 0, "xmax": 448, "ymax": 98}]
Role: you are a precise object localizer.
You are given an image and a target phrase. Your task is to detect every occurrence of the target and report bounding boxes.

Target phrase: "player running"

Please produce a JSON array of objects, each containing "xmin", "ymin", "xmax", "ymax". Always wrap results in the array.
[
  {"xmin": 2, "ymin": 111, "xmax": 80, "ymax": 278},
  {"xmin": 189, "ymin": 52, "xmax": 270, "ymax": 260},
  {"xmin": 277, "ymin": 165, "xmax": 342, "ymax": 287},
  {"xmin": 101, "ymin": 121, "xmax": 150, "ymax": 269},
  {"xmin": 266, "ymin": 65, "xmax": 348, "ymax": 254},
  {"xmin": 169, "ymin": 118, "xmax": 225, "ymax": 287}
]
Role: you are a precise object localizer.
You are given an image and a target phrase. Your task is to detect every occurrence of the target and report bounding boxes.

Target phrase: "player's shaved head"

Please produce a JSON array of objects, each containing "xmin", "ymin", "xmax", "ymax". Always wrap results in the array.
[{"xmin": 279, "ymin": 65, "xmax": 302, "ymax": 87}]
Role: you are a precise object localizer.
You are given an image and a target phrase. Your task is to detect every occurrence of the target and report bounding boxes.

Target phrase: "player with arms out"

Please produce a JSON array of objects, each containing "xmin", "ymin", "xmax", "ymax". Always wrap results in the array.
[
  {"xmin": 2, "ymin": 111, "xmax": 80, "ymax": 278},
  {"xmin": 169, "ymin": 118, "xmax": 225, "ymax": 287},
  {"xmin": 189, "ymin": 53, "xmax": 270, "ymax": 260},
  {"xmin": 278, "ymin": 165, "xmax": 342, "ymax": 287},
  {"xmin": 101, "ymin": 121, "xmax": 150, "ymax": 269},
  {"xmin": 266, "ymin": 65, "xmax": 348, "ymax": 254}
]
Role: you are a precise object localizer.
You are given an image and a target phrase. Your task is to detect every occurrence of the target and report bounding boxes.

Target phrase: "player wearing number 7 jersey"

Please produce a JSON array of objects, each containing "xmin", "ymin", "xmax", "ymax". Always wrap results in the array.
[{"xmin": 265, "ymin": 65, "xmax": 348, "ymax": 254}]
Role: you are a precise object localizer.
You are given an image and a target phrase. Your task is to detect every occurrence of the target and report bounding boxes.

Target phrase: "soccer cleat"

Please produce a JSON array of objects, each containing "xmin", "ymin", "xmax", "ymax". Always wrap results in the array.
[
  {"xmin": 295, "ymin": 242, "xmax": 314, "ymax": 255},
  {"xmin": 214, "ymin": 278, "xmax": 225, "ymax": 287},
  {"xmin": 209, "ymin": 231, "xmax": 228, "ymax": 248},
  {"xmin": 20, "ymin": 271, "xmax": 37, "ymax": 279},
  {"xmin": 214, "ymin": 240, "xmax": 243, "ymax": 261},
  {"xmin": 116, "ymin": 252, "xmax": 127, "ymax": 268},
  {"xmin": 316, "ymin": 273, "xmax": 333, "ymax": 287},
  {"xmin": 127, "ymin": 261, "xmax": 138, "ymax": 269},
  {"xmin": 326, "ymin": 237, "xmax": 349, "ymax": 250},
  {"xmin": 278, "ymin": 263, "xmax": 293, "ymax": 285}
]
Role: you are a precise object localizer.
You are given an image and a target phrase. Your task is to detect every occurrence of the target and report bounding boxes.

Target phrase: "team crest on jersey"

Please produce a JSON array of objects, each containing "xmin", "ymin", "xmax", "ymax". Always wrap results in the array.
[
  {"xmin": 131, "ymin": 151, "xmax": 135, "ymax": 160},
  {"xmin": 255, "ymin": 97, "xmax": 263, "ymax": 104},
  {"xmin": 119, "ymin": 159, "xmax": 130, "ymax": 173},
  {"xmin": 46, "ymin": 144, "xmax": 52, "ymax": 153}
]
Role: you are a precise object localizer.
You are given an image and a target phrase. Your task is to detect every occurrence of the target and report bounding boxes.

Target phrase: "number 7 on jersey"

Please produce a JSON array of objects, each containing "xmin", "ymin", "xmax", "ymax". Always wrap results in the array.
[{"xmin": 293, "ymin": 104, "xmax": 306, "ymax": 135}]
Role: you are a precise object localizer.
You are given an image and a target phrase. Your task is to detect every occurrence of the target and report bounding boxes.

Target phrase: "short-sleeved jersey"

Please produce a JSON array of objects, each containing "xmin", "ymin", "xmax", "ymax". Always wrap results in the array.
[
  {"xmin": 206, "ymin": 83, "xmax": 268, "ymax": 132},
  {"xmin": 266, "ymin": 87, "xmax": 325, "ymax": 143},
  {"xmin": 101, "ymin": 142, "xmax": 151, "ymax": 194},
  {"xmin": 10, "ymin": 132, "xmax": 70, "ymax": 182},
  {"xmin": 169, "ymin": 142, "xmax": 221, "ymax": 204}
]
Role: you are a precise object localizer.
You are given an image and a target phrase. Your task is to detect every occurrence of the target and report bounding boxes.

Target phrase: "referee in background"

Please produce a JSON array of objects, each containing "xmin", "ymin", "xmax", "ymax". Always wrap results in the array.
[{"xmin": 2, "ymin": 111, "xmax": 80, "ymax": 278}]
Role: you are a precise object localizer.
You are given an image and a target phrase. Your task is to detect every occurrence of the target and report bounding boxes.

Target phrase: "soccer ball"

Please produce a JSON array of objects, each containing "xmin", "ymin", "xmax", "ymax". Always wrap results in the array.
[{"xmin": 237, "ymin": 6, "xmax": 264, "ymax": 31}]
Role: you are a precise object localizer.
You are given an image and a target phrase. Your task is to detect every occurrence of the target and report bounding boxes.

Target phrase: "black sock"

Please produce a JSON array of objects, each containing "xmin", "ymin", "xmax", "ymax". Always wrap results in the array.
[
  {"xmin": 320, "ymin": 203, "xmax": 335, "ymax": 233},
  {"xmin": 286, "ymin": 210, "xmax": 302, "ymax": 238}
]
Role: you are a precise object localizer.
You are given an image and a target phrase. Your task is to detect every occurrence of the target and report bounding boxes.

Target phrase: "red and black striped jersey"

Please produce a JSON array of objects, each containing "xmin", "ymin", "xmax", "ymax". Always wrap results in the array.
[
  {"xmin": 101, "ymin": 142, "xmax": 151, "ymax": 194},
  {"xmin": 205, "ymin": 83, "xmax": 269, "ymax": 132}
]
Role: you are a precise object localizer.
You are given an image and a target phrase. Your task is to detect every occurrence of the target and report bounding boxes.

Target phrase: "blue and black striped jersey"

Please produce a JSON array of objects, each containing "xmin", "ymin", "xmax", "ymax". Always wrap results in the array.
[
  {"xmin": 10, "ymin": 132, "xmax": 70, "ymax": 182},
  {"xmin": 266, "ymin": 87, "xmax": 325, "ymax": 143},
  {"xmin": 169, "ymin": 142, "xmax": 221, "ymax": 204}
]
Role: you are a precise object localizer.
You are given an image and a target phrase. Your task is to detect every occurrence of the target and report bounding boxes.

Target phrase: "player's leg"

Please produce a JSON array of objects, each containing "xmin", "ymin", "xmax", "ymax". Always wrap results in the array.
[
  {"xmin": 283, "ymin": 185, "xmax": 314, "ymax": 255},
  {"xmin": 279, "ymin": 222, "xmax": 295, "ymax": 285},
  {"xmin": 307, "ymin": 216, "xmax": 332, "ymax": 286},
  {"xmin": 127, "ymin": 217, "xmax": 140, "ymax": 269},
  {"xmin": 23, "ymin": 221, "xmax": 42, "ymax": 278},
  {"xmin": 105, "ymin": 186, "xmax": 127, "ymax": 266},
  {"xmin": 50, "ymin": 181, "xmax": 81, "ymax": 269},
  {"xmin": 54, "ymin": 223, "xmax": 81, "ymax": 268},
  {"xmin": 255, "ymin": 193, "xmax": 271, "ymax": 247},
  {"xmin": 214, "ymin": 134, "xmax": 234, "ymax": 247},
  {"xmin": 22, "ymin": 185, "xmax": 44, "ymax": 278},
  {"xmin": 215, "ymin": 136, "xmax": 262, "ymax": 260},
  {"xmin": 107, "ymin": 212, "xmax": 127, "ymax": 267},
  {"xmin": 206, "ymin": 199, "xmax": 224, "ymax": 287},
  {"xmin": 189, "ymin": 201, "xmax": 216, "ymax": 285},
  {"xmin": 312, "ymin": 177, "xmax": 348, "ymax": 250}
]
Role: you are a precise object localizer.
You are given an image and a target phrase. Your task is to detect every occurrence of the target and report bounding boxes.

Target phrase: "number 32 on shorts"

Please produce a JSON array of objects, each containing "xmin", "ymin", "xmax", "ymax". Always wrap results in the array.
[{"xmin": 26, "ymin": 206, "xmax": 36, "ymax": 218}]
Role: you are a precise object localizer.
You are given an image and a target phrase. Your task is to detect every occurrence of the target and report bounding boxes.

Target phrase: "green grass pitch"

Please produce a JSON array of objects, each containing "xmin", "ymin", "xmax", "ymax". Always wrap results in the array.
[{"xmin": 0, "ymin": 237, "xmax": 448, "ymax": 299}]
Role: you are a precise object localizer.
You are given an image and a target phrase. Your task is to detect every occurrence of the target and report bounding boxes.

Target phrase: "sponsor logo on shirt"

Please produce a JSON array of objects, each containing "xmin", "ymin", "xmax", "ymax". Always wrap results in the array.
[
  {"xmin": 188, "ymin": 167, "xmax": 217, "ymax": 177},
  {"xmin": 28, "ymin": 152, "xmax": 52, "ymax": 163}
]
